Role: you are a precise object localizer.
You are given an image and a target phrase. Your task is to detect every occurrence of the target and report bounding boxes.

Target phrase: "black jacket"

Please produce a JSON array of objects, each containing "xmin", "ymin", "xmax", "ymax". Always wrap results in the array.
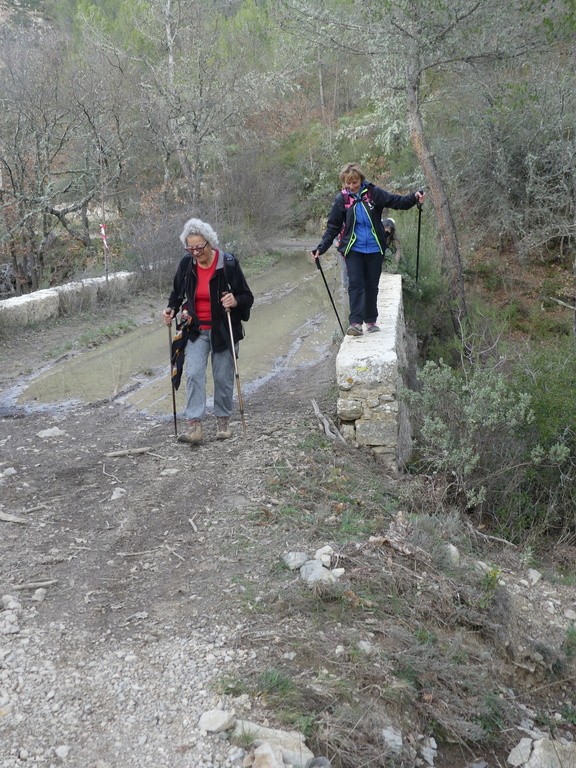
[
  {"xmin": 167, "ymin": 251, "xmax": 254, "ymax": 353},
  {"xmin": 316, "ymin": 182, "xmax": 419, "ymax": 257}
]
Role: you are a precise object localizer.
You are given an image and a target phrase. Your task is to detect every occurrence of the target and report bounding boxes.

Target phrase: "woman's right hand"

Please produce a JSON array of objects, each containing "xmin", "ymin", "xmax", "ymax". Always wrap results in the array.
[{"xmin": 162, "ymin": 308, "xmax": 174, "ymax": 325}]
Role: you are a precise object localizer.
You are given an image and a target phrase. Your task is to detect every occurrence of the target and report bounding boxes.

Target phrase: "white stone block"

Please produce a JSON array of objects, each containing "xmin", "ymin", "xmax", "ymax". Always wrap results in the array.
[
  {"xmin": 337, "ymin": 397, "xmax": 363, "ymax": 420},
  {"xmin": 0, "ymin": 289, "xmax": 60, "ymax": 326},
  {"xmin": 335, "ymin": 274, "xmax": 410, "ymax": 468}
]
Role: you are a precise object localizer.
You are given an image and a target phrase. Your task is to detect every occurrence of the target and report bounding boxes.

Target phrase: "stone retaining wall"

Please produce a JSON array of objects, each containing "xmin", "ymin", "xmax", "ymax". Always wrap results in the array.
[
  {"xmin": 336, "ymin": 274, "xmax": 412, "ymax": 471},
  {"xmin": 0, "ymin": 272, "xmax": 134, "ymax": 327}
]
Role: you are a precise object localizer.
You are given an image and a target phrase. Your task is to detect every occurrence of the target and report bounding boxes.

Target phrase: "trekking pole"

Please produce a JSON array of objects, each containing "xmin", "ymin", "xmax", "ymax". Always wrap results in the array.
[
  {"xmin": 415, "ymin": 190, "xmax": 423, "ymax": 283},
  {"xmin": 313, "ymin": 253, "xmax": 345, "ymax": 335},
  {"xmin": 167, "ymin": 321, "xmax": 178, "ymax": 438},
  {"xmin": 225, "ymin": 308, "xmax": 247, "ymax": 435}
]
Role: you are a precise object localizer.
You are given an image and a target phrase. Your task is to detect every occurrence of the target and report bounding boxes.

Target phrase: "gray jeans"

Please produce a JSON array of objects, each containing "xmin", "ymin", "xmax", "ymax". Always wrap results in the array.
[{"xmin": 184, "ymin": 330, "xmax": 236, "ymax": 420}]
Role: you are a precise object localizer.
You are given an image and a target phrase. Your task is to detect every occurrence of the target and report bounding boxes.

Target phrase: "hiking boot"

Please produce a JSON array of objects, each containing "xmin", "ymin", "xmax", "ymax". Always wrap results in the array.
[
  {"xmin": 178, "ymin": 420, "xmax": 202, "ymax": 444},
  {"xmin": 346, "ymin": 323, "xmax": 363, "ymax": 337},
  {"xmin": 366, "ymin": 323, "xmax": 380, "ymax": 333},
  {"xmin": 216, "ymin": 416, "xmax": 232, "ymax": 440}
]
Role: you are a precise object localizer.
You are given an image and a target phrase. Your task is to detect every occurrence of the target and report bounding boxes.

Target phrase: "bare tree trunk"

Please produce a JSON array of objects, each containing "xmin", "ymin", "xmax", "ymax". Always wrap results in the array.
[
  {"xmin": 573, "ymin": 253, "xmax": 576, "ymax": 336},
  {"xmin": 162, "ymin": 0, "xmax": 196, "ymax": 205},
  {"xmin": 405, "ymin": 67, "xmax": 468, "ymax": 332},
  {"xmin": 317, "ymin": 47, "xmax": 325, "ymax": 119},
  {"xmin": 177, "ymin": 140, "xmax": 197, "ymax": 204}
]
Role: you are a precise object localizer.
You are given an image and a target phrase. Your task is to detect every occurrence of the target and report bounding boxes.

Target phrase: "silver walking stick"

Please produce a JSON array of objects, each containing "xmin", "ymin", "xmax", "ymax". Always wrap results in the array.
[
  {"xmin": 225, "ymin": 308, "xmax": 247, "ymax": 435},
  {"xmin": 167, "ymin": 321, "xmax": 178, "ymax": 438}
]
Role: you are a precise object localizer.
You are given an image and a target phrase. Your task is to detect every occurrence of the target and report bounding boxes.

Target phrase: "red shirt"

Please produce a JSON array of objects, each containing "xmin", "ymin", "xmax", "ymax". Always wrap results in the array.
[{"xmin": 195, "ymin": 253, "xmax": 218, "ymax": 329}]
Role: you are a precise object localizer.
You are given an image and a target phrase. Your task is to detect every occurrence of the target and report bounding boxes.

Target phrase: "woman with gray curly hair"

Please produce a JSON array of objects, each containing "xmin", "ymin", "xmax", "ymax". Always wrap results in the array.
[{"xmin": 162, "ymin": 218, "xmax": 254, "ymax": 444}]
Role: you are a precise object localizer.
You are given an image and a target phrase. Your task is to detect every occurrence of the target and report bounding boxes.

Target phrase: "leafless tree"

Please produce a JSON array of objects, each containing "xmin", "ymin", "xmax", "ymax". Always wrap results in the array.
[
  {"xmin": 97, "ymin": 0, "xmax": 292, "ymax": 207},
  {"xmin": 0, "ymin": 33, "xmax": 130, "ymax": 288}
]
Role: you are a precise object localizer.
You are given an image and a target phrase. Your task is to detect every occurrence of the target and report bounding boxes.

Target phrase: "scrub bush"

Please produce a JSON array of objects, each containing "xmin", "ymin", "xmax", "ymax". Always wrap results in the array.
[
  {"xmin": 404, "ymin": 360, "xmax": 534, "ymax": 514},
  {"xmin": 405, "ymin": 345, "xmax": 575, "ymax": 542},
  {"xmin": 508, "ymin": 339, "xmax": 576, "ymax": 537}
]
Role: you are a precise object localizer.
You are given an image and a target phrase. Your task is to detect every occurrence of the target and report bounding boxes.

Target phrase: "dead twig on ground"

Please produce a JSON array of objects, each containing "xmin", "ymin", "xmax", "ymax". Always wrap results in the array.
[
  {"xmin": 117, "ymin": 549, "xmax": 158, "ymax": 557},
  {"xmin": 165, "ymin": 544, "xmax": 185, "ymax": 561},
  {"xmin": 311, "ymin": 399, "xmax": 346, "ymax": 443},
  {"xmin": 466, "ymin": 522, "xmax": 517, "ymax": 548},
  {"xmin": 11, "ymin": 579, "xmax": 59, "ymax": 590},
  {"xmin": 102, "ymin": 465, "xmax": 120, "ymax": 482},
  {"xmin": 105, "ymin": 447, "xmax": 153, "ymax": 457},
  {"xmin": 0, "ymin": 511, "xmax": 28, "ymax": 524}
]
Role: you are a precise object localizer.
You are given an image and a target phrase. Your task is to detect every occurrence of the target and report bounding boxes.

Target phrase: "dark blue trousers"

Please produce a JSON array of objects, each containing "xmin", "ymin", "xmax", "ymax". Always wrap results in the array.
[{"xmin": 345, "ymin": 250, "xmax": 384, "ymax": 324}]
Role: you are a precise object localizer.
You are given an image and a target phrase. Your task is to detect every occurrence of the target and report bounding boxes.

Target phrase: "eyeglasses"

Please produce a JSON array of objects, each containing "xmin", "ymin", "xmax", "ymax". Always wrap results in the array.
[{"xmin": 186, "ymin": 241, "xmax": 208, "ymax": 254}]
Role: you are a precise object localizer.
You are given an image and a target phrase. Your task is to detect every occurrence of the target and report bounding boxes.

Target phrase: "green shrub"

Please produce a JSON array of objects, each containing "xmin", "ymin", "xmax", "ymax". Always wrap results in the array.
[
  {"xmin": 507, "ymin": 339, "xmax": 576, "ymax": 535},
  {"xmin": 405, "ymin": 359, "xmax": 534, "ymax": 512},
  {"xmin": 521, "ymin": 306, "xmax": 573, "ymax": 338},
  {"xmin": 513, "ymin": 339, "xmax": 576, "ymax": 447},
  {"xmin": 404, "ymin": 347, "xmax": 575, "ymax": 541},
  {"xmin": 400, "ymin": 231, "xmax": 459, "ymax": 363}
]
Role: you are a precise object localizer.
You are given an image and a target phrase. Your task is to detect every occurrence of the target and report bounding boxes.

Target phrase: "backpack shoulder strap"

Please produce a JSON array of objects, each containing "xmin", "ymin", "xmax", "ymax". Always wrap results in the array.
[
  {"xmin": 178, "ymin": 254, "xmax": 193, "ymax": 304},
  {"xmin": 341, "ymin": 189, "xmax": 355, "ymax": 210},
  {"xmin": 222, "ymin": 252, "xmax": 237, "ymax": 290}
]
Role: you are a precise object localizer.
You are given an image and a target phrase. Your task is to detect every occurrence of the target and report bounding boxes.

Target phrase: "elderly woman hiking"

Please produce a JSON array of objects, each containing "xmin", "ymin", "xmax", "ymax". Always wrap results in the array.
[
  {"xmin": 312, "ymin": 162, "xmax": 424, "ymax": 336},
  {"xmin": 162, "ymin": 218, "xmax": 254, "ymax": 444}
]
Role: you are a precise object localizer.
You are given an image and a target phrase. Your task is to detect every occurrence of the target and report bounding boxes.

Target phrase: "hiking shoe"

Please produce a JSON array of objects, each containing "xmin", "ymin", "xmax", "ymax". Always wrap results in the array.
[
  {"xmin": 346, "ymin": 324, "xmax": 363, "ymax": 337},
  {"xmin": 216, "ymin": 416, "xmax": 232, "ymax": 440},
  {"xmin": 366, "ymin": 323, "xmax": 380, "ymax": 333},
  {"xmin": 178, "ymin": 420, "xmax": 202, "ymax": 444}
]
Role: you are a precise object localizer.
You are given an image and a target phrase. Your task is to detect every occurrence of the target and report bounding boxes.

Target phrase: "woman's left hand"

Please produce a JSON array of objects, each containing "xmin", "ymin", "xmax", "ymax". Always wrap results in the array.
[{"xmin": 221, "ymin": 291, "xmax": 238, "ymax": 310}]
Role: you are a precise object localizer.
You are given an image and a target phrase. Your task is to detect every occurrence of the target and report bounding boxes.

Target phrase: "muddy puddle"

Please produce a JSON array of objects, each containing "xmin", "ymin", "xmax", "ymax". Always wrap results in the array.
[{"xmin": 13, "ymin": 250, "xmax": 347, "ymax": 417}]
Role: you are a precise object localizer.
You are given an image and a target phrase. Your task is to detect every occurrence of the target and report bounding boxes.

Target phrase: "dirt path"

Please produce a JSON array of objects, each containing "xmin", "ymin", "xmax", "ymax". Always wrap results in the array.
[
  {"xmin": 0, "ymin": 255, "xmax": 348, "ymax": 767},
  {"xmin": 0, "ymin": 341, "xmax": 340, "ymax": 636},
  {"xmin": 0, "ymin": 248, "xmax": 346, "ymax": 636}
]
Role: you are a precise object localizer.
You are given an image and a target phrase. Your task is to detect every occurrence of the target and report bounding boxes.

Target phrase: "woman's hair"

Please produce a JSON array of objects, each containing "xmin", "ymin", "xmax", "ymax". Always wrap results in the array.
[
  {"xmin": 339, "ymin": 162, "xmax": 366, "ymax": 184},
  {"xmin": 179, "ymin": 218, "xmax": 219, "ymax": 249}
]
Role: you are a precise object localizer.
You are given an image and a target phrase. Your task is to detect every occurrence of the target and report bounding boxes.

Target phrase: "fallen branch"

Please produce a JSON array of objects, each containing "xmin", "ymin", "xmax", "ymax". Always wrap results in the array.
[
  {"xmin": 0, "ymin": 511, "xmax": 28, "ymax": 524},
  {"xmin": 12, "ymin": 579, "xmax": 59, "ymax": 590},
  {"xmin": 311, "ymin": 399, "xmax": 346, "ymax": 443},
  {"xmin": 545, "ymin": 296, "xmax": 575, "ymax": 311},
  {"xmin": 105, "ymin": 447, "xmax": 153, "ymax": 458}
]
